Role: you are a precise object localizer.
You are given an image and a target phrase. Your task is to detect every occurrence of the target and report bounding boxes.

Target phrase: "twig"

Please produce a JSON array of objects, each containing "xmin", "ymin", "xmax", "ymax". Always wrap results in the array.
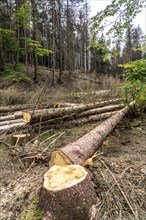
[
  {"xmin": 25, "ymin": 129, "xmax": 53, "ymax": 146},
  {"xmin": 14, "ymin": 132, "xmax": 22, "ymax": 147},
  {"xmin": 106, "ymin": 165, "xmax": 131, "ymax": 196},
  {"xmin": 37, "ymin": 114, "xmax": 42, "ymax": 148},
  {"xmin": 42, "ymin": 132, "xmax": 65, "ymax": 153},
  {"xmin": 12, "ymin": 159, "xmax": 35, "ymax": 186},
  {"xmin": 100, "ymin": 159, "xmax": 139, "ymax": 220},
  {"xmin": 40, "ymin": 134, "xmax": 57, "ymax": 146},
  {"xmin": 0, "ymin": 139, "xmax": 11, "ymax": 149}
]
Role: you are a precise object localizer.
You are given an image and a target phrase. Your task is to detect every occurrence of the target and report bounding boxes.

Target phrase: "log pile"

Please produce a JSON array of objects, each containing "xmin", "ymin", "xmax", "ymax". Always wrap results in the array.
[
  {"xmin": 38, "ymin": 101, "xmax": 135, "ymax": 220},
  {"xmin": 0, "ymin": 96, "xmax": 135, "ymax": 219},
  {"xmin": 0, "ymin": 98, "xmax": 122, "ymax": 135}
]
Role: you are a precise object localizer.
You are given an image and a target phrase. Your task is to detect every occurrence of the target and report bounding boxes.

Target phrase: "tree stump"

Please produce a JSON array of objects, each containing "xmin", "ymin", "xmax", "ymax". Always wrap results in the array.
[{"xmin": 38, "ymin": 165, "xmax": 97, "ymax": 220}]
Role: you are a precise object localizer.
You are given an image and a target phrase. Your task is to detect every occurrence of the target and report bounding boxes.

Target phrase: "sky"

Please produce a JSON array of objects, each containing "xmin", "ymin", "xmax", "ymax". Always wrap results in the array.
[{"xmin": 89, "ymin": 0, "xmax": 146, "ymax": 35}]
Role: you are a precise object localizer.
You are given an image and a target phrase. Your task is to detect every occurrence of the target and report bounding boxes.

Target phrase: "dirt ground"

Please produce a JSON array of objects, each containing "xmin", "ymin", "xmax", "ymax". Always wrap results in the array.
[
  {"xmin": 0, "ymin": 71, "xmax": 146, "ymax": 220},
  {"xmin": 0, "ymin": 112, "xmax": 145, "ymax": 220}
]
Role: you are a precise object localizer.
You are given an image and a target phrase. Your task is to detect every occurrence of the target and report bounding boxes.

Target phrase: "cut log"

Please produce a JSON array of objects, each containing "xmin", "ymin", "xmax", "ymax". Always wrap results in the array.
[
  {"xmin": 0, "ymin": 102, "xmax": 78, "ymax": 114},
  {"xmin": 0, "ymin": 111, "xmax": 22, "ymax": 122},
  {"xmin": 0, "ymin": 104, "xmax": 36, "ymax": 113},
  {"xmin": 79, "ymin": 90, "xmax": 110, "ymax": 96},
  {"xmin": 75, "ymin": 104, "xmax": 123, "ymax": 118},
  {"xmin": 33, "ymin": 111, "xmax": 117, "ymax": 131},
  {"xmin": 0, "ymin": 119, "xmax": 23, "ymax": 126},
  {"xmin": 0, "ymin": 122, "xmax": 25, "ymax": 134},
  {"xmin": 49, "ymin": 102, "xmax": 134, "ymax": 167},
  {"xmin": 23, "ymin": 98, "xmax": 121, "ymax": 124},
  {"xmin": 54, "ymin": 102, "xmax": 78, "ymax": 108},
  {"xmin": 38, "ymin": 165, "xmax": 97, "ymax": 220},
  {"xmin": 30, "ymin": 104, "xmax": 123, "ymax": 130}
]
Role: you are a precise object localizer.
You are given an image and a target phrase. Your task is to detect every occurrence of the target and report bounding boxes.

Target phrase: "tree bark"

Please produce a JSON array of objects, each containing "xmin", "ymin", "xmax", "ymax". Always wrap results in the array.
[
  {"xmin": 38, "ymin": 165, "xmax": 97, "ymax": 220},
  {"xmin": 49, "ymin": 102, "xmax": 134, "ymax": 167},
  {"xmin": 23, "ymin": 98, "xmax": 121, "ymax": 124},
  {"xmin": 0, "ymin": 103, "xmax": 78, "ymax": 114},
  {"xmin": 35, "ymin": 111, "xmax": 117, "ymax": 131},
  {"xmin": 78, "ymin": 90, "xmax": 110, "ymax": 96},
  {"xmin": 0, "ymin": 122, "xmax": 25, "ymax": 135},
  {"xmin": 30, "ymin": 104, "xmax": 123, "ymax": 130},
  {"xmin": 0, "ymin": 112, "xmax": 22, "ymax": 122},
  {"xmin": 0, "ymin": 119, "xmax": 23, "ymax": 126}
]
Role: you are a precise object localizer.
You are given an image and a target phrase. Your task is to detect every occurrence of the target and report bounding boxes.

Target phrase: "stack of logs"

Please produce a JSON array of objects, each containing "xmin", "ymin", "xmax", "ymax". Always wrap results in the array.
[{"xmin": 0, "ymin": 91, "xmax": 123, "ymax": 135}]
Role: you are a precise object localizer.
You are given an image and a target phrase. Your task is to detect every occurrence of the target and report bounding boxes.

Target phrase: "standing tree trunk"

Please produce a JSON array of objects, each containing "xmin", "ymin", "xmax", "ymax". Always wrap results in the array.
[
  {"xmin": 31, "ymin": 0, "xmax": 38, "ymax": 82},
  {"xmin": 0, "ymin": 47, "xmax": 4, "ymax": 74},
  {"xmin": 58, "ymin": 0, "xmax": 63, "ymax": 84}
]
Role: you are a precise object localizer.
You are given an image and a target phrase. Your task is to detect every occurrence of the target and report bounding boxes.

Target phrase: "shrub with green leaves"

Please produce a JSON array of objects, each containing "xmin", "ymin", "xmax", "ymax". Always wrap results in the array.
[
  {"xmin": 119, "ymin": 59, "xmax": 146, "ymax": 110},
  {"xmin": 3, "ymin": 64, "xmax": 31, "ymax": 82}
]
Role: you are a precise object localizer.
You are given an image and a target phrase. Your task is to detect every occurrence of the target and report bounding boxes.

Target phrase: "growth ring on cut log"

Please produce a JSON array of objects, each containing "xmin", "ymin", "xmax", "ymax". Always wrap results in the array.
[{"xmin": 38, "ymin": 165, "xmax": 97, "ymax": 220}]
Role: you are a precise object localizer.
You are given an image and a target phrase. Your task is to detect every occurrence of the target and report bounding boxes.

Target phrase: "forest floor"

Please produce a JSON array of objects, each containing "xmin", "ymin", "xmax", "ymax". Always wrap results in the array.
[{"xmin": 0, "ymin": 68, "xmax": 146, "ymax": 220}]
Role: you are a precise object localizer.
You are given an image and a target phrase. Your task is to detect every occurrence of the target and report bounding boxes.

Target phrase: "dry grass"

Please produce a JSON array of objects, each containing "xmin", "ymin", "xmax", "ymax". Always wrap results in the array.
[
  {"xmin": 0, "ymin": 88, "xmax": 28, "ymax": 105},
  {"xmin": 92, "ymin": 156, "xmax": 146, "ymax": 220},
  {"xmin": 99, "ymin": 74, "xmax": 121, "ymax": 98},
  {"xmin": 0, "ymin": 70, "xmax": 122, "ymax": 107}
]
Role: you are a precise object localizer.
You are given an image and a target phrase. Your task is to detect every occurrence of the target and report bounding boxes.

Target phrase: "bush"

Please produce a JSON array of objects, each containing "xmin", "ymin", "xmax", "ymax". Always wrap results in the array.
[
  {"xmin": 119, "ymin": 59, "xmax": 146, "ymax": 111},
  {"xmin": 3, "ymin": 64, "xmax": 31, "ymax": 82}
]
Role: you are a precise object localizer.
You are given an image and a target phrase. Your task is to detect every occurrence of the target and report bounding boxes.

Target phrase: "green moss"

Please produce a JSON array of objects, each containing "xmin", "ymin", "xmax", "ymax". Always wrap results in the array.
[
  {"xmin": 24, "ymin": 195, "xmax": 43, "ymax": 220},
  {"xmin": 0, "ymin": 145, "xmax": 7, "ymax": 154},
  {"xmin": 24, "ymin": 209, "xmax": 43, "ymax": 220},
  {"xmin": 41, "ymin": 130, "xmax": 52, "ymax": 139}
]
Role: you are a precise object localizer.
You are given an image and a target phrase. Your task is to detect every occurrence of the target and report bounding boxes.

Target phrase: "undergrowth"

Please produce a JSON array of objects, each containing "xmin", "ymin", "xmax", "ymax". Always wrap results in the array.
[{"xmin": 3, "ymin": 64, "xmax": 31, "ymax": 82}]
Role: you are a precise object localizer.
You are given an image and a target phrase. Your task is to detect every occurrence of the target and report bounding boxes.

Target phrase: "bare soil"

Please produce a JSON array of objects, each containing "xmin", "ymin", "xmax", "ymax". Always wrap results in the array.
[
  {"xmin": 0, "ymin": 70, "xmax": 145, "ymax": 220},
  {"xmin": 0, "ymin": 113, "xmax": 145, "ymax": 220}
]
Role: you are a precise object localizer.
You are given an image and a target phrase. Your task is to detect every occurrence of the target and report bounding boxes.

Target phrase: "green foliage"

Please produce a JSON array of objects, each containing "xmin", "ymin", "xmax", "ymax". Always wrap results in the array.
[
  {"xmin": 15, "ymin": 0, "xmax": 31, "ymax": 28},
  {"xmin": 27, "ymin": 39, "xmax": 53, "ymax": 57},
  {"xmin": 0, "ymin": 28, "xmax": 13, "ymax": 36},
  {"xmin": 42, "ymin": 130, "xmax": 53, "ymax": 140},
  {"xmin": 119, "ymin": 59, "xmax": 146, "ymax": 109},
  {"xmin": 90, "ymin": 0, "xmax": 145, "ymax": 53},
  {"xmin": 0, "ymin": 28, "xmax": 14, "ymax": 48},
  {"xmin": 3, "ymin": 64, "xmax": 31, "ymax": 82}
]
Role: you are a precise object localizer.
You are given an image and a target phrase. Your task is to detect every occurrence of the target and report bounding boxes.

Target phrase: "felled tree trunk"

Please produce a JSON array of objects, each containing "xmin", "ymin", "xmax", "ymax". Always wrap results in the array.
[
  {"xmin": 38, "ymin": 165, "xmax": 97, "ymax": 220},
  {"xmin": 76, "ymin": 104, "xmax": 123, "ymax": 118},
  {"xmin": 78, "ymin": 90, "xmax": 110, "ymax": 96},
  {"xmin": 0, "ymin": 122, "xmax": 25, "ymax": 135},
  {"xmin": 0, "ymin": 111, "xmax": 22, "ymax": 122},
  {"xmin": 23, "ymin": 99, "xmax": 121, "ymax": 124},
  {"xmin": 49, "ymin": 102, "xmax": 134, "ymax": 166},
  {"xmin": 0, "ymin": 119, "xmax": 23, "ymax": 126},
  {"xmin": 30, "ymin": 104, "xmax": 123, "ymax": 131},
  {"xmin": 32, "ymin": 111, "xmax": 117, "ymax": 131}
]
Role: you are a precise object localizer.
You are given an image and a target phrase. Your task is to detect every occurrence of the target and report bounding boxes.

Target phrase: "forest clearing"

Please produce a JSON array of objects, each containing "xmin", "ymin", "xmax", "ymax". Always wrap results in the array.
[
  {"xmin": 0, "ymin": 0, "xmax": 146, "ymax": 220},
  {"xmin": 0, "ymin": 69, "xmax": 146, "ymax": 220}
]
